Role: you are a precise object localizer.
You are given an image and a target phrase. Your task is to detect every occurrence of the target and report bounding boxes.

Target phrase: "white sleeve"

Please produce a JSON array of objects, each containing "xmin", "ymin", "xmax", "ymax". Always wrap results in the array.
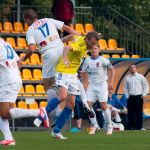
[
  {"xmin": 102, "ymin": 57, "xmax": 112, "ymax": 68},
  {"xmin": 142, "ymin": 76, "xmax": 149, "ymax": 96},
  {"xmin": 26, "ymin": 29, "xmax": 36, "ymax": 45},
  {"xmin": 49, "ymin": 18, "xmax": 64, "ymax": 30}
]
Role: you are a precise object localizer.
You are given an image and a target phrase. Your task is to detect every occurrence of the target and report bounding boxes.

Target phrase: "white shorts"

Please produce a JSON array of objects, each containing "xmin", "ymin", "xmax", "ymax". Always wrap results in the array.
[
  {"xmin": 86, "ymin": 82, "xmax": 108, "ymax": 103},
  {"xmin": 55, "ymin": 73, "xmax": 80, "ymax": 95},
  {"xmin": 0, "ymin": 83, "xmax": 22, "ymax": 103},
  {"xmin": 42, "ymin": 46, "xmax": 63, "ymax": 78}
]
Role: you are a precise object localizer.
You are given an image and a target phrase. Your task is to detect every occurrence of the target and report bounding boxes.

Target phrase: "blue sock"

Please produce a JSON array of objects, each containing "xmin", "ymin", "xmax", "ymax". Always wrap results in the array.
[
  {"xmin": 46, "ymin": 97, "xmax": 60, "ymax": 114},
  {"xmin": 53, "ymin": 106, "xmax": 72, "ymax": 133}
]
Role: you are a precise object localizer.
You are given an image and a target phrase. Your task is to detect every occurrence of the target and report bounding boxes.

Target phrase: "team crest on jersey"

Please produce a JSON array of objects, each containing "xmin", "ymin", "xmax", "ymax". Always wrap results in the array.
[{"xmin": 96, "ymin": 62, "xmax": 99, "ymax": 67}]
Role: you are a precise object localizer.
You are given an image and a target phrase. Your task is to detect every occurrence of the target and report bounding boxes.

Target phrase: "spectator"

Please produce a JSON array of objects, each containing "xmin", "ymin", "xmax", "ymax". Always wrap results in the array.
[
  {"xmin": 52, "ymin": 0, "xmax": 75, "ymax": 37},
  {"xmin": 124, "ymin": 64, "xmax": 149, "ymax": 130}
]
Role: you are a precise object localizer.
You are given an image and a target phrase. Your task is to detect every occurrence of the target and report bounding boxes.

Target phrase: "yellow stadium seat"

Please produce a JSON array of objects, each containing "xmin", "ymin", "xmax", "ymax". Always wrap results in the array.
[
  {"xmin": 28, "ymin": 102, "xmax": 38, "ymax": 109},
  {"xmin": 22, "ymin": 69, "xmax": 33, "ymax": 80},
  {"xmin": 18, "ymin": 86, "xmax": 24, "ymax": 96},
  {"xmin": 75, "ymin": 24, "xmax": 85, "ymax": 34},
  {"xmin": 17, "ymin": 38, "xmax": 28, "ymax": 49},
  {"xmin": 20, "ymin": 53, "xmax": 30, "ymax": 65},
  {"xmin": 108, "ymin": 39, "xmax": 125, "ymax": 50},
  {"xmin": 33, "ymin": 69, "xmax": 42, "ymax": 80},
  {"xmin": 40, "ymin": 101, "xmax": 47, "ymax": 108},
  {"xmin": 122, "ymin": 54, "xmax": 130, "ymax": 58},
  {"xmin": 25, "ymin": 85, "xmax": 35, "ymax": 96},
  {"xmin": 0, "ymin": 22, "xmax": 2, "ymax": 32},
  {"xmin": 6, "ymin": 37, "xmax": 16, "ymax": 48},
  {"xmin": 85, "ymin": 24, "xmax": 94, "ymax": 33},
  {"xmin": 12, "ymin": 22, "xmax": 24, "ymax": 33},
  {"xmin": 99, "ymin": 39, "xmax": 108, "ymax": 50},
  {"xmin": 131, "ymin": 55, "xmax": 140, "ymax": 58},
  {"xmin": 18, "ymin": 101, "xmax": 28, "ymax": 109},
  {"xmin": 28, "ymin": 54, "xmax": 40, "ymax": 65},
  {"xmin": 35, "ymin": 85, "xmax": 45, "ymax": 97},
  {"xmin": 112, "ymin": 54, "xmax": 120, "ymax": 58},
  {"xmin": 102, "ymin": 54, "xmax": 110, "ymax": 58},
  {"xmin": 1, "ymin": 22, "xmax": 13, "ymax": 33}
]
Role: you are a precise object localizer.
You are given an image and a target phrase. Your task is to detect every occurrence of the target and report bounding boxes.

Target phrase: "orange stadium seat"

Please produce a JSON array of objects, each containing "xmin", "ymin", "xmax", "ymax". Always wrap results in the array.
[
  {"xmin": 6, "ymin": 37, "xmax": 17, "ymax": 48},
  {"xmin": 0, "ymin": 22, "xmax": 2, "ymax": 32},
  {"xmin": 20, "ymin": 53, "xmax": 30, "ymax": 65},
  {"xmin": 25, "ymin": 85, "xmax": 35, "ymax": 96},
  {"xmin": 99, "ymin": 39, "xmax": 108, "ymax": 50},
  {"xmin": 107, "ymin": 39, "xmax": 125, "ymax": 50},
  {"xmin": 35, "ymin": 85, "xmax": 45, "ymax": 97},
  {"xmin": 1, "ymin": 22, "xmax": 13, "ymax": 33},
  {"xmin": 22, "ymin": 69, "xmax": 33, "ymax": 80},
  {"xmin": 40, "ymin": 101, "xmax": 47, "ymax": 108},
  {"xmin": 122, "ymin": 54, "xmax": 130, "ymax": 58},
  {"xmin": 24, "ymin": 23, "xmax": 29, "ymax": 32},
  {"xmin": 112, "ymin": 54, "xmax": 120, "ymax": 58},
  {"xmin": 17, "ymin": 38, "xmax": 28, "ymax": 49},
  {"xmin": 18, "ymin": 86, "xmax": 25, "ymax": 96},
  {"xmin": 75, "ymin": 23, "xmax": 85, "ymax": 34},
  {"xmin": 18, "ymin": 101, "xmax": 28, "ymax": 109},
  {"xmin": 85, "ymin": 24, "xmax": 94, "ymax": 33},
  {"xmin": 13, "ymin": 22, "xmax": 24, "ymax": 33},
  {"xmin": 131, "ymin": 54, "xmax": 140, "ymax": 58},
  {"xmin": 28, "ymin": 102, "xmax": 38, "ymax": 109},
  {"xmin": 32, "ymin": 69, "xmax": 42, "ymax": 80},
  {"xmin": 28, "ymin": 54, "xmax": 41, "ymax": 65},
  {"xmin": 102, "ymin": 54, "xmax": 110, "ymax": 58}
]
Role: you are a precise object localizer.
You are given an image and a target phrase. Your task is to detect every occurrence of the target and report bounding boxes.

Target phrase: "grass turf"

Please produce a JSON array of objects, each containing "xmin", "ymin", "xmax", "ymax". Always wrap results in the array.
[{"xmin": 0, "ymin": 130, "xmax": 150, "ymax": 150}]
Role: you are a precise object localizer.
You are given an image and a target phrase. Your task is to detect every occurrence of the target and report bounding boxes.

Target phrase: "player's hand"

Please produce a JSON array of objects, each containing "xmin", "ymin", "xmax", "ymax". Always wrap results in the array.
[
  {"xmin": 108, "ymin": 83, "xmax": 113, "ymax": 91},
  {"xmin": 63, "ymin": 57, "xmax": 70, "ymax": 67}
]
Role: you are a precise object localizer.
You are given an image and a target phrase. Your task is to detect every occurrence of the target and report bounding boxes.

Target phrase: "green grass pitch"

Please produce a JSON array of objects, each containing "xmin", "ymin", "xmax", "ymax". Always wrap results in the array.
[{"xmin": 1, "ymin": 130, "xmax": 150, "ymax": 150}]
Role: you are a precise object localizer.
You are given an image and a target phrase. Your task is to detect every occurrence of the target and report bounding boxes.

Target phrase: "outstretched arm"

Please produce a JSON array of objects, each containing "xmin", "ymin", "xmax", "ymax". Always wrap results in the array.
[
  {"xmin": 62, "ymin": 25, "xmax": 80, "ymax": 36},
  {"xmin": 61, "ymin": 34, "xmax": 74, "ymax": 43}
]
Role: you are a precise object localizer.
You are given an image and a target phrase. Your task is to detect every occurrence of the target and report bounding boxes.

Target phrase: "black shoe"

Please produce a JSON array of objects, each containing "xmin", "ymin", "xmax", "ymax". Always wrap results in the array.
[{"xmin": 83, "ymin": 106, "xmax": 95, "ymax": 118}]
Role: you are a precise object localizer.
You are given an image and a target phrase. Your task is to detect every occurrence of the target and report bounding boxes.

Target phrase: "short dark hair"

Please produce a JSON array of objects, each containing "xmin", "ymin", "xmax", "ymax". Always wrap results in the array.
[
  {"xmin": 24, "ymin": 9, "xmax": 38, "ymax": 20},
  {"xmin": 85, "ymin": 31, "xmax": 100, "ymax": 40},
  {"xmin": 91, "ymin": 43, "xmax": 100, "ymax": 48}
]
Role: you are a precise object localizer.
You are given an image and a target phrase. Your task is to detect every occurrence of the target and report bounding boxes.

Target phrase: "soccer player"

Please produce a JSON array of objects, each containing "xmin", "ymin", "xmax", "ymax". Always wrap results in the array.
[
  {"xmin": 0, "ymin": 39, "xmax": 49, "ymax": 146},
  {"xmin": 21, "ymin": 9, "xmax": 80, "ymax": 111},
  {"xmin": 82, "ymin": 44, "xmax": 115, "ymax": 135},
  {"xmin": 34, "ymin": 31, "xmax": 100, "ymax": 139}
]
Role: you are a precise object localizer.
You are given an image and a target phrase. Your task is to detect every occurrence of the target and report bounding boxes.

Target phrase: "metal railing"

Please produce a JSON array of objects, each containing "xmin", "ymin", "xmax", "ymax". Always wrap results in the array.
[{"xmin": 0, "ymin": 5, "xmax": 150, "ymax": 57}]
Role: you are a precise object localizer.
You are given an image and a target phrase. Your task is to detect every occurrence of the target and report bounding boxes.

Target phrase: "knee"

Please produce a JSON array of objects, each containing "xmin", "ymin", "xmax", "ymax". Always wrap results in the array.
[
  {"xmin": 101, "ymin": 103, "xmax": 109, "ymax": 111},
  {"xmin": 58, "ymin": 93, "xmax": 67, "ymax": 101}
]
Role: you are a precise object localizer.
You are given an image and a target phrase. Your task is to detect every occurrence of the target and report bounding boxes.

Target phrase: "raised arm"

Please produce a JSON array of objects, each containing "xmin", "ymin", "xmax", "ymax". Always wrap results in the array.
[
  {"xmin": 62, "ymin": 25, "xmax": 80, "ymax": 36},
  {"xmin": 61, "ymin": 34, "xmax": 74, "ymax": 43}
]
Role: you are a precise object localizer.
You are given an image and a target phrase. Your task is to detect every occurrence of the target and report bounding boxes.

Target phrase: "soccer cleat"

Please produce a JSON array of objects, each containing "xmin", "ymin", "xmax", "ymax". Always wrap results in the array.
[
  {"xmin": 83, "ymin": 106, "xmax": 95, "ymax": 118},
  {"xmin": 106, "ymin": 124, "xmax": 113, "ymax": 135},
  {"xmin": 33, "ymin": 108, "xmax": 49, "ymax": 128},
  {"xmin": 51, "ymin": 131, "xmax": 68, "ymax": 139},
  {"xmin": 88, "ymin": 127, "xmax": 100, "ymax": 135},
  {"xmin": 0, "ymin": 139, "xmax": 16, "ymax": 146}
]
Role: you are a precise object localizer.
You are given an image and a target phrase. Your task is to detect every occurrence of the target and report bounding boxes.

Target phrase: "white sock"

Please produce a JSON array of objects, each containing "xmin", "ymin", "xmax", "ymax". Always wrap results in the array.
[
  {"xmin": 77, "ymin": 79, "xmax": 87, "ymax": 105},
  {"xmin": 10, "ymin": 108, "xmax": 39, "ymax": 119},
  {"xmin": 89, "ymin": 109, "xmax": 99, "ymax": 128},
  {"xmin": 0, "ymin": 117, "xmax": 13, "ymax": 140},
  {"xmin": 115, "ymin": 113, "xmax": 121, "ymax": 122},
  {"xmin": 103, "ymin": 108, "xmax": 112, "ymax": 125}
]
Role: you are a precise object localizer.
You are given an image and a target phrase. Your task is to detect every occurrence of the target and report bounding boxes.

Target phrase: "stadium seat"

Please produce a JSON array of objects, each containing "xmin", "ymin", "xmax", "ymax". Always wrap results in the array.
[
  {"xmin": 13, "ymin": 22, "xmax": 24, "ymax": 33},
  {"xmin": 20, "ymin": 53, "xmax": 30, "ymax": 65},
  {"xmin": 18, "ymin": 86, "xmax": 24, "ymax": 96},
  {"xmin": 112, "ymin": 54, "xmax": 120, "ymax": 58},
  {"xmin": 85, "ymin": 24, "xmax": 94, "ymax": 33},
  {"xmin": 22, "ymin": 69, "xmax": 33, "ymax": 80},
  {"xmin": 28, "ymin": 54, "xmax": 41, "ymax": 65},
  {"xmin": 24, "ymin": 23, "xmax": 29, "ymax": 32},
  {"xmin": 99, "ymin": 39, "xmax": 108, "ymax": 50},
  {"xmin": 39, "ymin": 101, "xmax": 47, "ymax": 108},
  {"xmin": 32, "ymin": 69, "xmax": 42, "ymax": 80},
  {"xmin": 18, "ymin": 101, "xmax": 28, "ymax": 109},
  {"xmin": 131, "ymin": 54, "xmax": 140, "ymax": 58},
  {"xmin": 0, "ymin": 22, "xmax": 2, "ymax": 32},
  {"xmin": 122, "ymin": 54, "xmax": 130, "ymax": 58},
  {"xmin": 25, "ymin": 85, "xmax": 35, "ymax": 96},
  {"xmin": 102, "ymin": 54, "xmax": 110, "ymax": 58},
  {"xmin": 107, "ymin": 39, "xmax": 125, "ymax": 50},
  {"xmin": 6, "ymin": 37, "xmax": 17, "ymax": 49},
  {"xmin": 17, "ymin": 38, "xmax": 28, "ymax": 49},
  {"xmin": 35, "ymin": 85, "xmax": 45, "ymax": 97},
  {"xmin": 1, "ymin": 22, "xmax": 13, "ymax": 33},
  {"xmin": 75, "ymin": 23, "xmax": 85, "ymax": 34},
  {"xmin": 28, "ymin": 102, "xmax": 38, "ymax": 109}
]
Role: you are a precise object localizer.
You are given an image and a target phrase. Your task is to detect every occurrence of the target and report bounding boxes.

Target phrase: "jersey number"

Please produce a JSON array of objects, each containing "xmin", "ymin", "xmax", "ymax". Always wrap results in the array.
[
  {"xmin": 38, "ymin": 23, "xmax": 50, "ymax": 38},
  {"xmin": 4, "ymin": 45, "xmax": 14, "ymax": 59}
]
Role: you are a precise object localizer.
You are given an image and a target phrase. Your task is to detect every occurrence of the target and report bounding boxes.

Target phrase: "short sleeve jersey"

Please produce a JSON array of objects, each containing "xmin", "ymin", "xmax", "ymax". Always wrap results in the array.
[{"xmin": 0, "ymin": 39, "xmax": 22, "ymax": 87}]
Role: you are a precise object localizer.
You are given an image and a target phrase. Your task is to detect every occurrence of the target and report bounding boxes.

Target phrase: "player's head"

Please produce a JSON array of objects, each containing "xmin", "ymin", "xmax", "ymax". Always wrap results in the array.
[
  {"xmin": 129, "ymin": 64, "xmax": 136, "ymax": 74},
  {"xmin": 90, "ymin": 44, "xmax": 100, "ymax": 57},
  {"xmin": 23, "ymin": 9, "xmax": 39, "ymax": 26},
  {"xmin": 85, "ymin": 31, "xmax": 100, "ymax": 48}
]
